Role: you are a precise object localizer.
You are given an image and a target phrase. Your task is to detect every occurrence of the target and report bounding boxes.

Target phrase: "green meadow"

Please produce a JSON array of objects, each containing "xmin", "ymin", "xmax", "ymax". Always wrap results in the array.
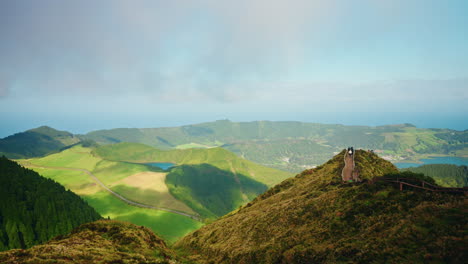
[
  {"xmin": 23, "ymin": 146, "xmax": 203, "ymax": 243},
  {"xmin": 94, "ymin": 142, "xmax": 292, "ymax": 187}
]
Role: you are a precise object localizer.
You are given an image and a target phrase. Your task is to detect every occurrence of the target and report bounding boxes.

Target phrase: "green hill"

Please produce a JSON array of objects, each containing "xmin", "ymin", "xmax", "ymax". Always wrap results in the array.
[
  {"xmin": 0, "ymin": 126, "xmax": 80, "ymax": 158},
  {"xmin": 94, "ymin": 142, "xmax": 288, "ymax": 220},
  {"xmin": 166, "ymin": 164, "xmax": 267, "ymax": 219},
  {"xmin": 94, "ymin": 142, "xmax": 292, "ymax": 187},
  {"xmin": 403, "ymin": 164, "xmax": 468, "ymax": 187},
  {"xmin": 83, "ymin": 120, "xmax": 468, "ymax": 172},
  {"xmin": 21, "ymin": 145, "xmax": 203, "ymax": 243},
  {"xmin": 176, "ymin": 150, "xmax": 466, "ymax": 263},
  {"xmin": 0, "ymin": 157, "xmax": 101, "ymax": 251},
  {"xmin": 0, "ymin": 220, "xmax": 180, "ymax": 264}
]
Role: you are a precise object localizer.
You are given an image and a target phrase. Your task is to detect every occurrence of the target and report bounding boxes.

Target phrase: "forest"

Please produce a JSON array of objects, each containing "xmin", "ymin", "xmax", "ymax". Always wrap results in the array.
[
  {"xmin": 0, "ymin": 156, "xmax": 101, "ymax": 251},
  {"xmin": 403, "ymin": 164, "xmax": 468, "ymax": 187}
]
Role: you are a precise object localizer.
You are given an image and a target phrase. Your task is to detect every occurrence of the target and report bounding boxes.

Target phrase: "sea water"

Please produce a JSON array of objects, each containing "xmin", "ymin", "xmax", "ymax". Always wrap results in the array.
[{"xmin": 395, "ymin": 156, "xmax": 468, "ymax": 169}]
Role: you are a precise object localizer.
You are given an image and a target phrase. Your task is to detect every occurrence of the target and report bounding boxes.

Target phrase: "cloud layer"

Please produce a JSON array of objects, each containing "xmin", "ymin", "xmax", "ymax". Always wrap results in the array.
[{"xmin": 0, "ymin": 0, "xmax": 467, "ymax": 129}]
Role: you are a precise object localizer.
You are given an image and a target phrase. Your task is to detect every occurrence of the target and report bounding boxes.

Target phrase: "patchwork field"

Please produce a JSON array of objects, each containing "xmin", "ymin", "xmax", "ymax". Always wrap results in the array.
[
  {"xmin": 111, "ymin": 171, "xmax": 196, "ymax": 214},
  {"xmin": 94, "ymin": 142, "xmax": 293, "ymax": 187},
  {"xmin": 20, "ymin": 146, "xmax": 203, "ymax": 243}
]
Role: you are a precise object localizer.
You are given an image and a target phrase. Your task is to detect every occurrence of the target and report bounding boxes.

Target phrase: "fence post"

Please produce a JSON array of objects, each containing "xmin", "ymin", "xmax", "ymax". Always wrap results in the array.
[{"xmin": 400, "ymin": 182, "xmax": 403, "ymax": 191}]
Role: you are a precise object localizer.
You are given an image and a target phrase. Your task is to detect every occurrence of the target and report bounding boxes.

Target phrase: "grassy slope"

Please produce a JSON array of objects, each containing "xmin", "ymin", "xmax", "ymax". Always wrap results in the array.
[
  {"xmin": 0, "ymin": 220, "xmax": 181, "ymax": 263},
  {"xmin": 0, "ymin": 126, "xmax": 80, "ymax": 159},
  {"xmin": 166, "ymin": 164, "xmax": 267, "ymax": 219},
  {"xmin": 176, "ymin": 150, "xmax": 466, "ymax": 263},
  {"xmin": 23, "ymin": 145, "xmax": 202, "ymax": 244},
  {"xmin": 94, "ymin": 142, "xmax": 293, "ymax": 187},
  {"xmin": 224, "ymin": 139, "xmax": 336, "ymax": 172}
]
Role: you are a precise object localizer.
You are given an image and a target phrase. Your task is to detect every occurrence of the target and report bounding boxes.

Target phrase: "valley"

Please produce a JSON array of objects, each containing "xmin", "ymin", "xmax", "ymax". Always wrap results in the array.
[
  {"xmin": 0, "ymin": 123, "xmax": 466, "ymax": 263},
  {"xmin": 18, "ymin": 145, "xmax": 203, "ymax": 243},
  {"xmin": 14, "ymin": 140, "xmax": 291, "ymax": 243}
]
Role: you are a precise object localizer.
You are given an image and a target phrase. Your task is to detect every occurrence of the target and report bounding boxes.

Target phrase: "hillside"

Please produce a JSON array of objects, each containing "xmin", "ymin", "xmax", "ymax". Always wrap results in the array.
[
  {"xmin": 0, "ymin": 220, "xmax": 180, "ymax": 264},
  {"xmin": 94, "ymin": 142, "xmax": 292, "ymax": 187},
  {"xmin": 0, "ymin": 126, "xmax": 80, "ymax": 158},
  {"xmin": 0, "ymin": 157, "xmax": 101, "ymax": 251},
  {"xmin": 176, "ymin": 150, "xmax": 466, "ymax": 263},
  {"xmin": 166, "ymin": 164, "xmax": 267, "ymax": 219},
  {"xmin": 21, "ymin": 145, "xmax": 203, "ymax": 243},
  {"xmin": 403, "ymin": 164, "xmax": 468, "ymax": 187},
  {"xmin": 94, "ymin": 143, "xmax": 286, "ymax": 219},
  {"xmin": 84, "ymin": 120, "xmax": 468, "ymax": 172}
]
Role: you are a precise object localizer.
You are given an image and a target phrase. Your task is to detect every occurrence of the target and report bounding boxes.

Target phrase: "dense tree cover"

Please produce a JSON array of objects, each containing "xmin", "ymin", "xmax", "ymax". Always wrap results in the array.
[
  {"xmin": 0, "ymin": 157, "xmax": 101, "ymax": 251},
  {"xmin": 166, "ymin": 164, "xmax": 267, "ymax": 219},
  {"xmin": 0, "ymin": 126, "xmax": 79, "ymax": 158},
  {"xmin": 403, "ymin": 164, "xmax": 468, "ymax": 187}
]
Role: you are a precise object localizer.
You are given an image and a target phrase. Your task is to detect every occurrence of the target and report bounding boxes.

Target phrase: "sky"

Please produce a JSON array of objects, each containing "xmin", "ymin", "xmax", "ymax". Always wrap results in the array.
[{"xmin": 0, "ymin": 0, "xmax": 467, "ymax": 137}]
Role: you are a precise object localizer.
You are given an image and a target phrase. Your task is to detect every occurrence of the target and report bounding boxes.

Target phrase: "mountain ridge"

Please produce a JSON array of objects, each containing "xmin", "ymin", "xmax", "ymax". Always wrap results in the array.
[{"xmin": 176, "ymin": 150, "xmax": 466, "ymax": 263}]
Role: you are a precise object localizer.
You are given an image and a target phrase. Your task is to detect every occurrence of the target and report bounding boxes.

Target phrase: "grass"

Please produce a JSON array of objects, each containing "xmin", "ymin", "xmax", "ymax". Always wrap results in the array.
[
  {"xmin": 111, "ymin": 172, "xmax": 196, "ymax": 214},
  {"xmin": 166, "ymin": 164, "xmax": 268, "ymax": 219},
  {"xmin": 176, "ymin": 150, "xmax": 466, "ymax": 263},
  {"xmin": 94, "ymin": 142, "xmax": 293, "ymax": 187},
  {"xmin": 176, "ymin": 142, "xmax": 218, "ymax": 149},
  {"xmin": 84, "ymin": 121, "xmax": 467, "ymax": 173},
  {"xmin": 83, "ymin": 191, "xmax": 203, "ymax": 244},
  {"xmin": 30, "ymin": 145, "xmax": 101, "ymax": 171},
  {"xmin": 24, "ymin": 145, "xmax": 203, "ymax": 244},
  {"xmin": 0, "ymin": 220, "xmax": 182, "ymax": 263}
]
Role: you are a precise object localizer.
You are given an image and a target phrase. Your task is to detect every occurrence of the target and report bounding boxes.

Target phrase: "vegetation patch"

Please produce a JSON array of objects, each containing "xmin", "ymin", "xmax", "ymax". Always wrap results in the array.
[
  {"xmin": 111, "ymin": 171, "xmax": 196, "ymax": 214},
  {"xmin": 94, "ymin": 142, "xmax": 293, "ymax": 187},
  {"xmin": 176, "ymin": 150, "xmax": 466, "ymax": 263},
  {"xmin": 0, "ymin": 220, "xmax": 181, "ymax": 263},
  {"xmin": 0, "ymin": 157, "xmax": 101, "ymax": 251},
  {"xmin": 403, "ymin": 164, "xmax": 468, "ymax": 187},
  {"xmin": 23, "ymin": 145, "xmax": 203, "ymax": 244},
  {"xmin": 166, "ymin": 164, "xmax": 268, "ymax": 219}
]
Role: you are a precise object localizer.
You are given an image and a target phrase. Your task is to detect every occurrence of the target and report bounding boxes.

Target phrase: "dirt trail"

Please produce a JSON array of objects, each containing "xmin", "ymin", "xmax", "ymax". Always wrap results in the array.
[
  {"xmin": 22, "ymin": 162, "xmax": 202, "ymax": 221},
  {"xmin": 342, "ymin": 151, "xmax": 355, "ymax": 181}
]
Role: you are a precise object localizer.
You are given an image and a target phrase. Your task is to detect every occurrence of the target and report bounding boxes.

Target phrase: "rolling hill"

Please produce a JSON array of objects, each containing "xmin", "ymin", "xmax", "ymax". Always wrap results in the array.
[
  {"xmin": 0, "ymin": 157, "xmax": 101, "ymax": 251},
  {"xmin": 20, "ymin": 145, "xmax": 203, "ymax": 243},
  {"xmin": 166, "ymin": 164, "xmax": 267, "ymax": 219},
  {"xmin": 94, "ymin": 142, "xmax": 290, "ymax": 219},
  {"xmin": 93, "ymin": 142, "xmax": 292, "ymax": 187},
  {"xmin": 0, "ymin": 220, "xmax": 180, "ymax": 263},
  {"xmin": 0, "ymin": 126, "xmax": 80, "ymax": 159},
  {"xmin": 176, "ymin": 150, "xmax": 466, "ymax": 263},
  {"xmin": 83, "ymin": 120, "xmax": 468, "ymax": 172}
]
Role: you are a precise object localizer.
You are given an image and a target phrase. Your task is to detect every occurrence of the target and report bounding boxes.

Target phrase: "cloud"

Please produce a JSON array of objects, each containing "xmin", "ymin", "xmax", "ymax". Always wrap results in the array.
[
  {"xmin": 0, "ymin": 74, "xmax": 11, "ymax": 98},
  {"xmin": 0, "ymin": 0, "xmax": 465, "ymax": 106}
]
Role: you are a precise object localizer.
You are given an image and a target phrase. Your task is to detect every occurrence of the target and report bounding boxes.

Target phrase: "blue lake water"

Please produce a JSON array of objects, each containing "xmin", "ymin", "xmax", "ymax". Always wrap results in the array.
[
  {"xmin": 395, "ymin": 156, "xmax": 468, "ymax": 169},
  {"xmin": 146, "ymin": 162, "xmax": 175, "ymax": 170}
]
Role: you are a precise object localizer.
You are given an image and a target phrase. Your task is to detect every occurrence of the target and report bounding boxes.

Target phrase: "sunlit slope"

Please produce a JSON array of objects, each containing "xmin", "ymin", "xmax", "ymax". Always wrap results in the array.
[
  {"xmin": 0, "ymin": 126, "xmax": 80, "ymax": 159},
  {"xmin": 21, "ymin": 145, "xmax": 202, "ymax": 243},
  {"xmin": 0, "ymin": 220, "xmax": 182, "ymax": 263},
  {"xmin": 176, "ymin": 150, "xmax": 466, "ymax": 263},
  {"xmin": 94, "ymin": 142, "xmax": 293, "ymax": 187}
]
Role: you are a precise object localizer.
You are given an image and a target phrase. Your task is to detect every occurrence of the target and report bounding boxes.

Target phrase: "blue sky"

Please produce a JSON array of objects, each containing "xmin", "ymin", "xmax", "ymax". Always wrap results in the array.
[{"xmin": 0, "ymin": 0, "xmax": 467, "ymax": 136}]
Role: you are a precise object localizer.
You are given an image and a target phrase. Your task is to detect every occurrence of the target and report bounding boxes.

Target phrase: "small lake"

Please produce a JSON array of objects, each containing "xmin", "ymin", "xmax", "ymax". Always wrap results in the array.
[
  {"xmin": 145, "ymin": 162, "xmax": 175, "ymax": 170},
  {"xmin": 395, "ymin": 156, "xmax": 468, "ymax": 169}
]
